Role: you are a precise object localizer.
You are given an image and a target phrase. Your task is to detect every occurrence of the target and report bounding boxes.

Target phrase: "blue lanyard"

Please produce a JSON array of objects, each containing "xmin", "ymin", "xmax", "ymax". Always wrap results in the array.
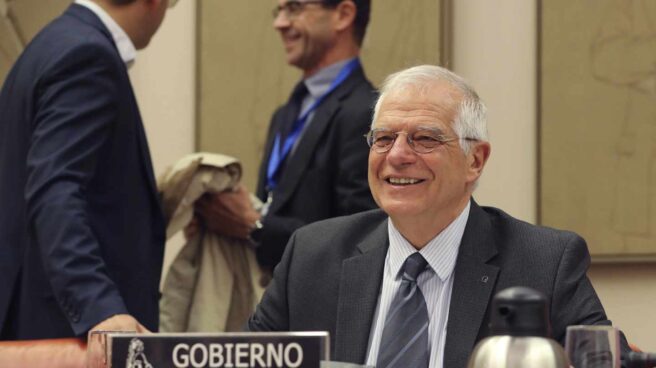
[{"xmin": 266, "ymin": 58, "xmax": 360, "ymax": 190}]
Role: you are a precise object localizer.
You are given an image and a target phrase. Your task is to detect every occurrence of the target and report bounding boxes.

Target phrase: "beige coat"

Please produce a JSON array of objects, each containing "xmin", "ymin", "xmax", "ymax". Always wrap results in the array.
[{"xmin": 158, "ymin": 153, "xmax": 264, "ymax": 332}]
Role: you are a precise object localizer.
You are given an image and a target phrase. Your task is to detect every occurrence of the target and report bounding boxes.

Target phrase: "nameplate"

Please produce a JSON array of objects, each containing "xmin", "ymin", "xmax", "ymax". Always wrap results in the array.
[{"xmin": 106, "ymin": 332, "xmax": 329, "ymax": 368}]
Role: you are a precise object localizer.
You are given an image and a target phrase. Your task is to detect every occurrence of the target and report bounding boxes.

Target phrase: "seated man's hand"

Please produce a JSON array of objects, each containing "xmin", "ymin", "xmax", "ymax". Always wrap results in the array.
[
  {"xmin": 195, "ymin": 184, "xmax": 261, "ymax": 240},
  {"xmin": 90, "ymin": 314, "xmax": 150, "ymax": 334}
]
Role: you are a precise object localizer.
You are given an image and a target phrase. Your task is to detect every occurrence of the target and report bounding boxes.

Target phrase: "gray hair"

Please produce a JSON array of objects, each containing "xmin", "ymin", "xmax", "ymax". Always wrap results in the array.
[{"xmin": 372, "ymin": 65, "xmax": 488, "ymax": 154}]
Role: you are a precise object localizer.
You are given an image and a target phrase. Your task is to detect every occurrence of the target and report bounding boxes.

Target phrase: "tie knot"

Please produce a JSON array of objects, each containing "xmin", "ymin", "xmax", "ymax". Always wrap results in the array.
[
  {"xmin": 402, "ymin": 253, "xmax": 428, "ymax": 282},
  {"xmin": 290, "ymin": 81, "xmax": 308, "ymax": 102}
]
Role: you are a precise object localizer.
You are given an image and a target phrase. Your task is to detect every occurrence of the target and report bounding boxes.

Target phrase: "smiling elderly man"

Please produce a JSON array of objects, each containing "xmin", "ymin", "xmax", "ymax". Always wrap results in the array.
[{"xmin": 247, "ymin": 65, "xmax": 628, "ymax": 368}]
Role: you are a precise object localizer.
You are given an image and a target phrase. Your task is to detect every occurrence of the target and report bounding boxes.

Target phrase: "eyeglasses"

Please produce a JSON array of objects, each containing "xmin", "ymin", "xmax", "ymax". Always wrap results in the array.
[
  {"xmin": 365, "ymin": 128, "xmax": 478, "ymax": 154},
  {"xmin": 272, "ymin": 0, "xmax": 328, "ymax": 19}
]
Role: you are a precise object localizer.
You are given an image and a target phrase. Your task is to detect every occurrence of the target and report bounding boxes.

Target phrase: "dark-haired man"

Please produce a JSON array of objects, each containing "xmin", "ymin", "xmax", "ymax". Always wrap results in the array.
[
  {"xmin": 0, "ymin": 0, "xmax": 176, "ymax": 339},
  {"xmin": 198, "ymin": 0, "xmax": 378, "ymax": 272}
]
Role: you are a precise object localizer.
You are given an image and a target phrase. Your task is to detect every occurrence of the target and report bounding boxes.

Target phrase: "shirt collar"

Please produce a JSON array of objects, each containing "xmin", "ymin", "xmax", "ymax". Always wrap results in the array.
[
  {"xmin": 303, "ymin": 58, "xmax": 357, "ymax": 98},
  {"xmin": 74, "ymin": 0, "xmax": 137, "ymax": 66},
  {"xmin": 387, "ymin": 201, "xmax": 471, "ymax": 282}
]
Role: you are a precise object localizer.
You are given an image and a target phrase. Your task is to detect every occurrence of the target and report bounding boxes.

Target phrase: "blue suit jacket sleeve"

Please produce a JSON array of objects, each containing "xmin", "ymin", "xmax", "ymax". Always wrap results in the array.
[{"xmin": 25, "ymin": 42, "xmax": 129, "ymax": 335}]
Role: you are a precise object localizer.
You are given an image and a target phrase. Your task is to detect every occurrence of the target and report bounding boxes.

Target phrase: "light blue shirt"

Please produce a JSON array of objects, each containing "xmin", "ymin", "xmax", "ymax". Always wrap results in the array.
[
  {"xmin": 74, "ymin": 0, "xmax": 136, "ymax": 66},
  {"xmin": 365, "ymin": 201, "xmax": 471, "ymax": 368}
]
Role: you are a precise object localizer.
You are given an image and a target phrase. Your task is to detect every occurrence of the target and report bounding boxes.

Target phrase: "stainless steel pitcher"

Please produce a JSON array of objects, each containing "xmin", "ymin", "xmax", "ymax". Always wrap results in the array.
[{"xmin": 466, "ymin": 286, "xmax": 570, "ymax": 368}]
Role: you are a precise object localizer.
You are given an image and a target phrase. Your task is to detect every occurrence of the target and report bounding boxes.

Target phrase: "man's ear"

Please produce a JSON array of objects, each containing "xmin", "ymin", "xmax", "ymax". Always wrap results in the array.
[
  {"xmin": 333, "ymin": 0, "xmax": 357, "ymax": 32},
  {"xmin": 466, "ymin": 141, "xmax": 491, "ymax": 182}
]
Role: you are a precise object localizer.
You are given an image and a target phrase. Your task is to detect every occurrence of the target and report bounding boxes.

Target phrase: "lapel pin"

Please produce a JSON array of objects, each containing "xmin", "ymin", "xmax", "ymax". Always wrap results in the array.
[{"xmin": 481, "ymin": 275, "xmax": 489, "ymax": 283}]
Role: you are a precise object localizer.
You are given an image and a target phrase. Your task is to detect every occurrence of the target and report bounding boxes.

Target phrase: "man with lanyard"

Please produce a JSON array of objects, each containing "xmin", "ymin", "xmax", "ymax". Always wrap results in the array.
[{"xmin": 197, "ymin": 0, "xmax": 377, "ymax": 273}]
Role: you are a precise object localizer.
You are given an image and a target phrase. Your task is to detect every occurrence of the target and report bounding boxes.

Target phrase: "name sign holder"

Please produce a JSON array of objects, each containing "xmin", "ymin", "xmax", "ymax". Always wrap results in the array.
[{"xmin": 87, "ymin": 331, "xmax": 329, "ymax": 368}]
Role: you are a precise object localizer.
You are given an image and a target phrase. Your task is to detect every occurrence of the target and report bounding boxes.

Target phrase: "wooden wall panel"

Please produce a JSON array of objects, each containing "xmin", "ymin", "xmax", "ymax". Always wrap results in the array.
[
  {"xmin": 0, "ymin": 0, "xmax": 70, "ymax": 84},
  {"xmin": 540, "ymin": 0, "xmax": 656, "ymax": 259}
]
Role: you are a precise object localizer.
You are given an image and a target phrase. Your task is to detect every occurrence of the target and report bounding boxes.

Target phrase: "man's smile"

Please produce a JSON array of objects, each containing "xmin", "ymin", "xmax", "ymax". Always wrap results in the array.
[{"xmin": 385, "ymin": 177, "xmax": 425, "ymax": 185}]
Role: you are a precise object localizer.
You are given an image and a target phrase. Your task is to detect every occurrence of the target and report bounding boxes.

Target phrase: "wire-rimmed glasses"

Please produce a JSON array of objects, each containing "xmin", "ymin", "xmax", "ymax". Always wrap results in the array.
[
  {"xmin": 365, "ymin": 127, "xmax": 478, "ymax": 154},
  {"xmin": 272, "ymin": 0, "xmax": 328, "ymax": 19}
]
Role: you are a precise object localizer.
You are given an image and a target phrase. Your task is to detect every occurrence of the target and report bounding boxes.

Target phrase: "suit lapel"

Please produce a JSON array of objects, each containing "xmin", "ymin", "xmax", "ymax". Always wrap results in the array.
[
  {"xmin": 268, "ymin": 68, "xmax": 367, "ymax": 214},
  {"xmin": 334, "ymin": 217, "xmax": 388, "ymax": 363},
  {"xmin": 269, "ymin": 99, "xmax": 338, "ymax": 213},
  {"xmin": 443, "ymin": 200, "xmax": 499, "ymax": 368}
]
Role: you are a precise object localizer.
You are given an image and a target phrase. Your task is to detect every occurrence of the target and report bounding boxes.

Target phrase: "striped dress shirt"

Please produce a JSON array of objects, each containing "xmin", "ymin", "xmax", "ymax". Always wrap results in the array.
[{"xmin": 365, "ymin": 201, "xmax": 470, "ymax": 368}]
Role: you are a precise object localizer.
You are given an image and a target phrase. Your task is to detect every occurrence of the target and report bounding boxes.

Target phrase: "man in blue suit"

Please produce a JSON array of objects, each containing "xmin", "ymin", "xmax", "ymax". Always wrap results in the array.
[{"xmin": 0, "ymin": 0, "xmax": 176, "ymax": 339}]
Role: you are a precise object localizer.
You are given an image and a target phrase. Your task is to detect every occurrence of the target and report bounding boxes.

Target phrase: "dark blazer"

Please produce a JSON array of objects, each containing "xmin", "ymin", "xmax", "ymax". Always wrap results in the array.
[
  {"xmin": 0, "ymin": 4, "xmax": 165, "ymax": 339},
  {"xmin": 254, "ymin": 64, "xmax": 378, "ymax": 269},
  {"xmin": 248, "ymin": 201, "xmax": 627, "ymax": 367}
]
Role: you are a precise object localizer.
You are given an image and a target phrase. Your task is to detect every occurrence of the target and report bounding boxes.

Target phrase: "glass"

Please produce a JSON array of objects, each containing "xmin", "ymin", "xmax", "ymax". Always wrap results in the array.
[
  {"xmin": 365, "ymin": 128, "xmax": 477, "ymax": 154},
  {"xmin": 272, "ymin": 0, "xmax": 328, "ymax": 19},
  {"xmin": 565, "ymin": 325, "xmax": 620, "ymax": 368}
]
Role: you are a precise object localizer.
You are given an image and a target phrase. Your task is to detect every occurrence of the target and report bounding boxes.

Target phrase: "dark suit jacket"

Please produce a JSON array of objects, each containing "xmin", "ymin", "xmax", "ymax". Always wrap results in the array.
[
  {"xmin": 0, "ymin": 4, "xmax": 165, "ymax": 339},
  {"xmin": 254, "ymin": 64, "xmax": 378, "ymax": 269},
  {"xmin": 248, "ymin": 201, "xmax": 627, "ymax": 367}
]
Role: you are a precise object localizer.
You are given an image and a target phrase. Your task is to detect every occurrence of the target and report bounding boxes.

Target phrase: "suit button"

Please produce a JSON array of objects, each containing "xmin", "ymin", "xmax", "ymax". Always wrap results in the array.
[{"xmin": 69, "ymin": 311, "xmax": 80, "ymax": 322}]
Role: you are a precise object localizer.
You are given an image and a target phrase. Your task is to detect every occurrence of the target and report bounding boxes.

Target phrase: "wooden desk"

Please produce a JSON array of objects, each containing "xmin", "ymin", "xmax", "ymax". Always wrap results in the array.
[{"xmin": 0, "ymin": 338, "xmax": 86, "ymax": 368}]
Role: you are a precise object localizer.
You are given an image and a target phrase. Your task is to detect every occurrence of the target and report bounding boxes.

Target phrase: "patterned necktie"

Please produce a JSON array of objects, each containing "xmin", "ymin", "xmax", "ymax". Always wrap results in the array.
[{"xmin": 377, "ymin": 252, "xmax": 430, "ymax": 368}]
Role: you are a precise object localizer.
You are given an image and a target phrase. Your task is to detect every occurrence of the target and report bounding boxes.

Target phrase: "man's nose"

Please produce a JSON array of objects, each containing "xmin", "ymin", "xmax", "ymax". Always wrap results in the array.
[
  {"xmin": 386, "ymin": 133, "xmax": 417, "ymax": 164},
  {"xmin": 273, "ymin": 10, "xmax": 291, "ymax": 29}
]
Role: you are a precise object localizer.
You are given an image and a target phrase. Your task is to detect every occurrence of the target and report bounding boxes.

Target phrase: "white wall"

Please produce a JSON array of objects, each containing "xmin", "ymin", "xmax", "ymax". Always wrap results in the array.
[
  {"xmin": 130, "ymin": 0, "xmax": 196, "ymax": 177},
  {"xmin": 453, "ymin": 0, "xmax": 656, "ymax": 352},
  {"xmin": 589, "ymin": 263, "xmax": 656, "ymax": 350},
  {"xmin": 452, "ymin": 0, "xmax": 537, "ymax": 222},
  {"xmin": 129, "ymin": 0, "xmax": 196, "ymax": 283}
]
